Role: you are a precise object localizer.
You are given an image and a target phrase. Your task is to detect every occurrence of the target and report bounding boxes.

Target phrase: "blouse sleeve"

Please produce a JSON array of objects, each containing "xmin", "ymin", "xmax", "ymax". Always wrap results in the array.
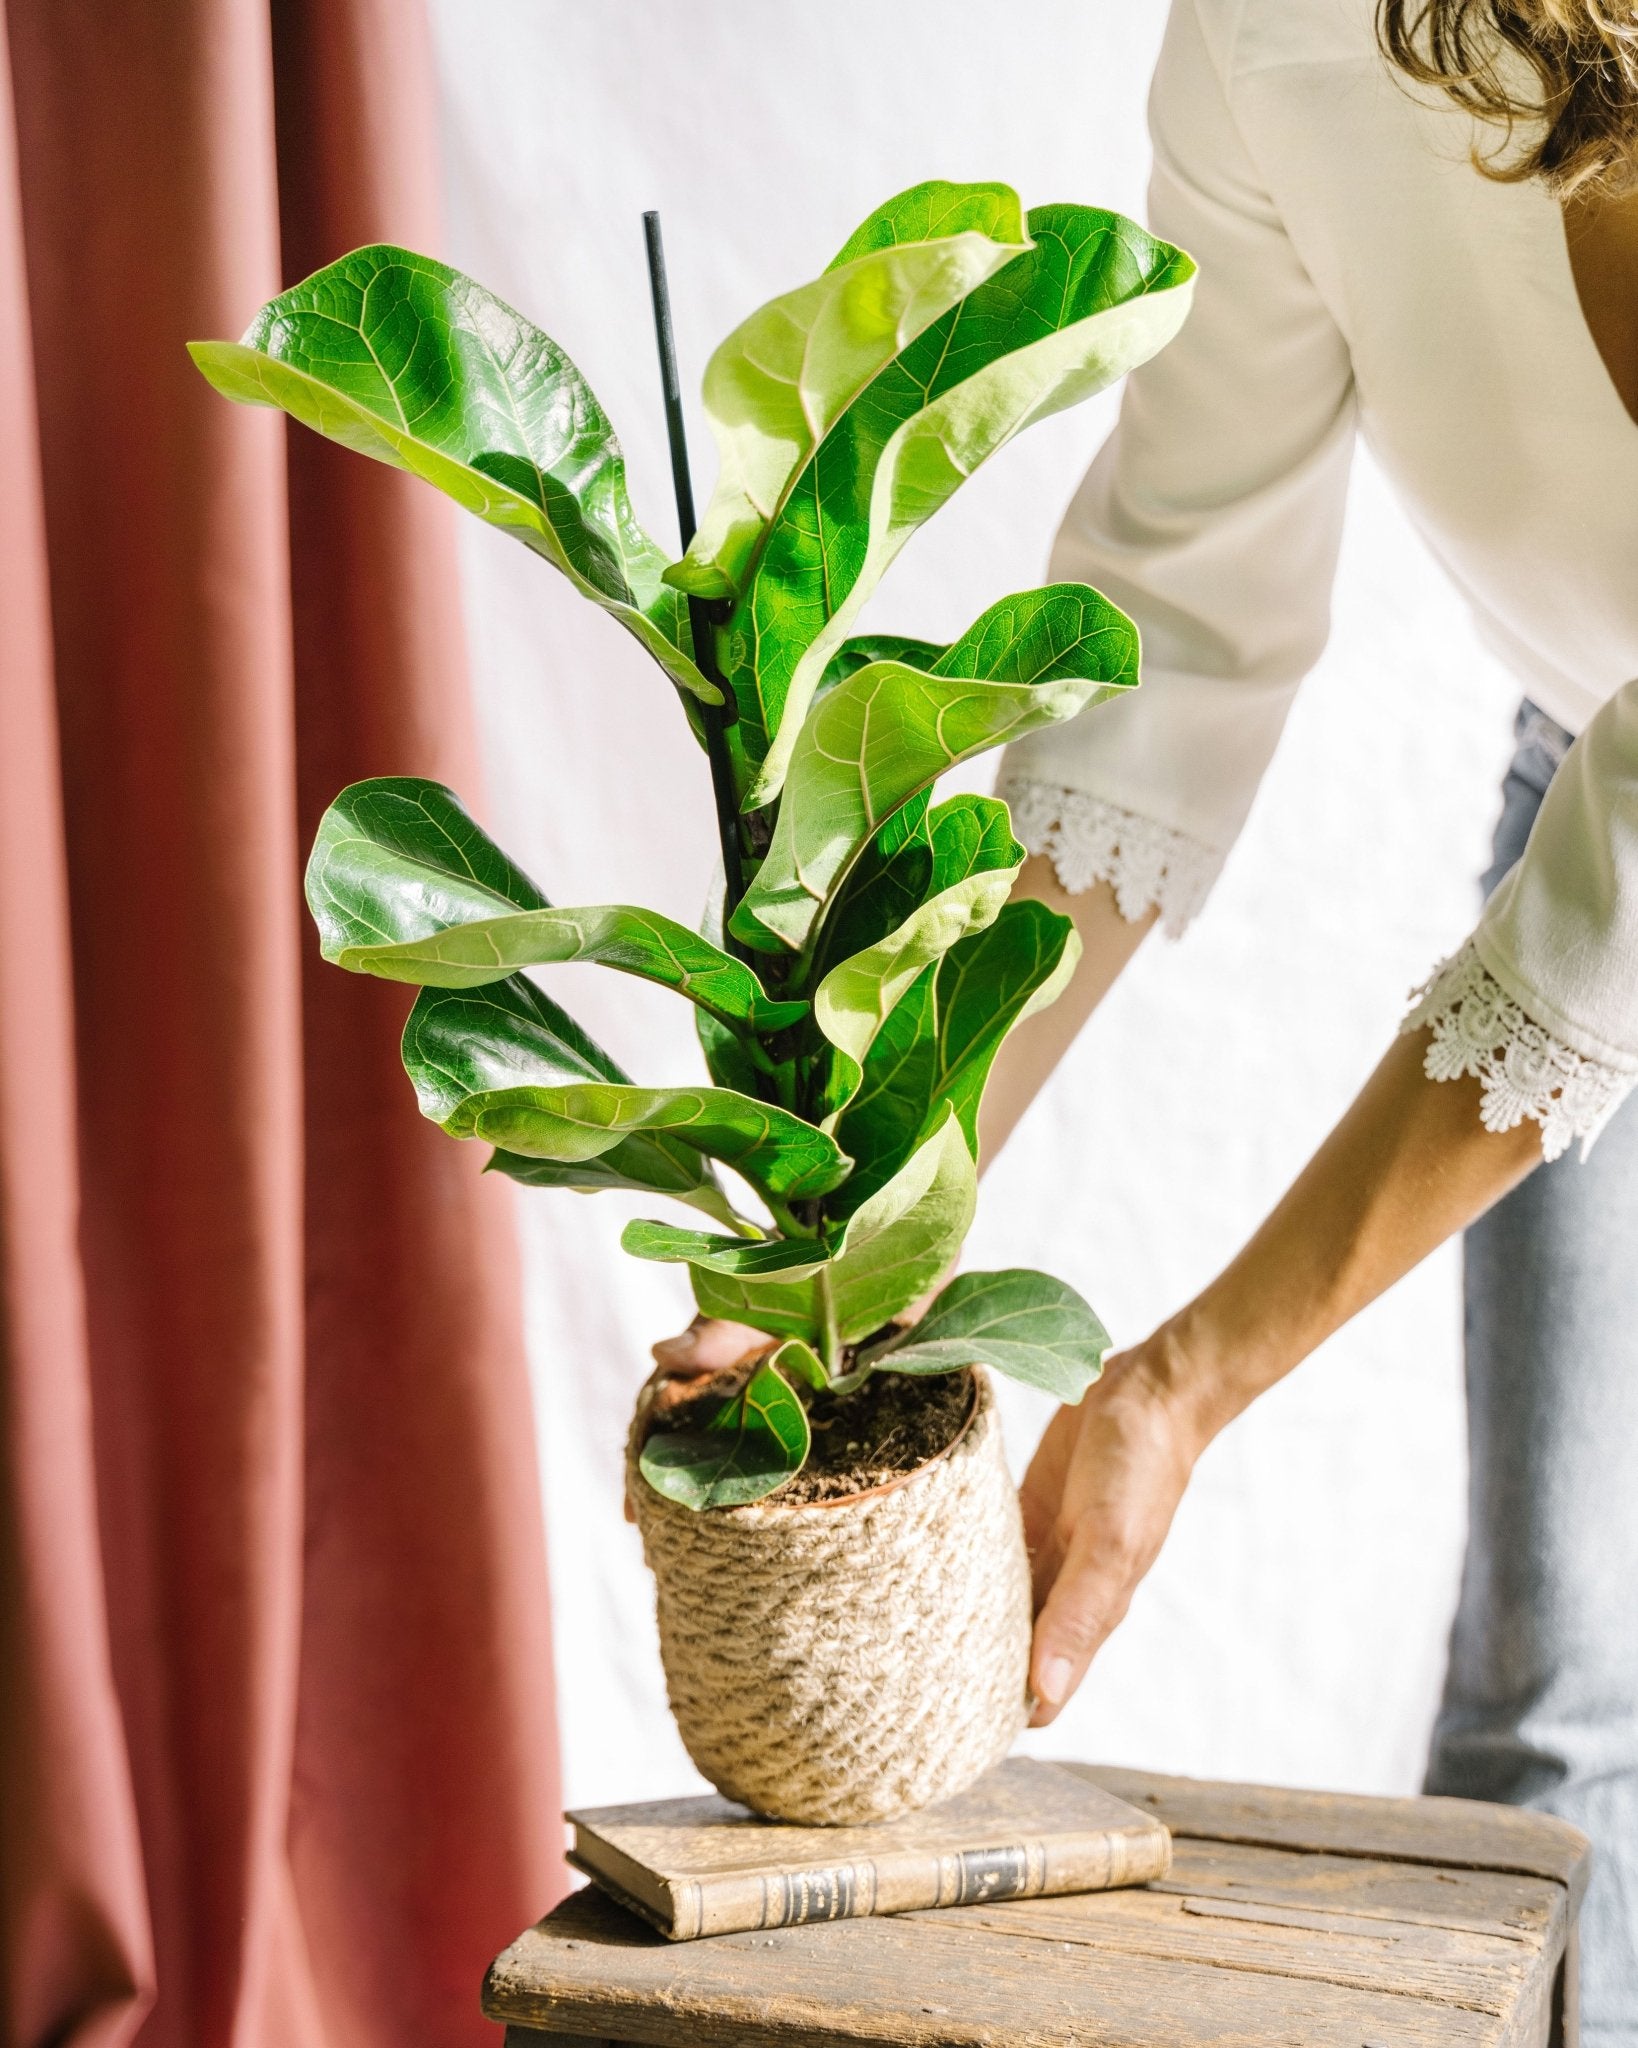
[
  {"xmin": 1000, "ymin": 0, "xmax": 1638, "ymax": 1161},
  {"xmin": 997, "ymin": 0, "xmax": 1358, "ymax": 935},
  {"xmin": 1402, "ymin": 687, "xmax": 1638, "ymax": 1160}
]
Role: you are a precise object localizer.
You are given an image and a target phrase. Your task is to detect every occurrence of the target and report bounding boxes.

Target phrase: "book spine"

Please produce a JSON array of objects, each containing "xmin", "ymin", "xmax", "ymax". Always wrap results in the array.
[
  {"xmin": 1043, "ymin": 1822, "xmax": 1172, "ymax": 1897},
  {"xmin": 676, "ymin": 1824, "xmax": 1170, "ymax": 1938},
  {"xmin": 671, "ymin": 1860, "xmax": 878, "ymax": 1940}
]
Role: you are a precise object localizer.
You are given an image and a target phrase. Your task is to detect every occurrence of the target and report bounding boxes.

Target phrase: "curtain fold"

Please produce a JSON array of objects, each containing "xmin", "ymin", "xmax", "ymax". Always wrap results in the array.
[{"xmin": 0, "ymin": 2, "xmax": 565, "ymax": 2043}]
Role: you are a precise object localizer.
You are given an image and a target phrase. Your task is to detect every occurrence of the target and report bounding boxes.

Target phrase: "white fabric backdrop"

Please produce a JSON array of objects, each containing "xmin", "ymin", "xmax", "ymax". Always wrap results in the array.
[{"xmin": 427, "ymin": 0, "xmax": 1520, "ymax": 1810}]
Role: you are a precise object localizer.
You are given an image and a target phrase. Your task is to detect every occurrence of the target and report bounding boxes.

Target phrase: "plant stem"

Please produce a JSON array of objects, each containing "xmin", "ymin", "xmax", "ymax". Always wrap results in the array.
[
  {"xmin": 641, "ymin": 211, "xmax": 749, "ymax": 950},
  {"xmin": 816, "ymin": 1265, "xmax": 842, "ymax": 1379}
]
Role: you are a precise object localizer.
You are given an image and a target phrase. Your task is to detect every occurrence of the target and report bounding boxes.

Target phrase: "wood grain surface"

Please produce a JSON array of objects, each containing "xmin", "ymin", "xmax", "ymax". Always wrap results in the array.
[
  {"xmin": 487, "ymin": 1764, "xmax": 1587, "ymax": 2048},
  {"xmin": 1064, "ymin": 1764, "xmax": 1591, "ymax": 1905}
]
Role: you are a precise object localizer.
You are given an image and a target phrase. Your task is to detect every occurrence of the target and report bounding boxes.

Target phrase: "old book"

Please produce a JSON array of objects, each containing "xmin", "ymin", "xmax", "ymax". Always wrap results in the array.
[{"xmin": 565, "ymin": 1757, "xmax": 1171, "ymax": 1941}]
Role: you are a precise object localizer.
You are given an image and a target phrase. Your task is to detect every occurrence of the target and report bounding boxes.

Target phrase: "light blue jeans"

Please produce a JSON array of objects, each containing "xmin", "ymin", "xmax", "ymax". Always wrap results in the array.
[{"xmin": 1425, "ymin": 703, "xmax": 1638, "ymax": 2043}]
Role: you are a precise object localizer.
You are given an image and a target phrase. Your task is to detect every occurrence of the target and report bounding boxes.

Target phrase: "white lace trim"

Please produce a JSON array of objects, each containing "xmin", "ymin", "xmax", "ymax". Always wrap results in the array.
[
  {"xmin": 1402, "ymin": 941, "xmax": 1633, "ymax": 1162},
  {"xmin": 996, "ymin": 778, "xmax": 1220, "ymax": 938}
]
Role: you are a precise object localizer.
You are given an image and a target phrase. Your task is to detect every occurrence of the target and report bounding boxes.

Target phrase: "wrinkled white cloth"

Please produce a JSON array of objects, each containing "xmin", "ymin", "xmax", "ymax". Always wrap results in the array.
[{"xmin": 999, "ymin": 0, "xmax": 1638, "ymax": 1148}]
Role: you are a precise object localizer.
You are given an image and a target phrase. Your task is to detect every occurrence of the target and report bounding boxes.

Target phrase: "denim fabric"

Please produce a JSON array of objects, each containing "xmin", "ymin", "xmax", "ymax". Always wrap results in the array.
[{"xmin": 1426, "ymin": 703, "xmax": 1638, "ymax": 2044}]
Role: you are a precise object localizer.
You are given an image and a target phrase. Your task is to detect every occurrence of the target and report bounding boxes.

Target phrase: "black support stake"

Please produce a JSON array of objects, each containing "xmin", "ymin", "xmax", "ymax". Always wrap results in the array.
[{"xmin": 642, "ymin": 211, "xmax": 749, "ymax": 947}]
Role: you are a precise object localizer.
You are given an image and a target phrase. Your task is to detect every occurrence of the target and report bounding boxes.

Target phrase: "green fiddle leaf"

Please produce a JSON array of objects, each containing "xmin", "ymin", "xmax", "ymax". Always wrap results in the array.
[
  {"xmin": 402, "ymin": 973, "xmax": 615, "ymax": 1121},
  {"xmin": 819, "ymin": 634, "xmax": 948, "ymax": 691},
  {"xmin": 823, "ymin": 788, "xmax": 933, "ymax": 905},
  {"xmin": 862, "ymin": 1268, "xmax": 1109, "ymax": 1401},
  {"xmin": 834, "ymin": 898, "xmax": 1079, "ymax": 1214},
  {"xmin": 795, "ymin": 790, "xmax": 937, "ymax": 1016},
  {"xmin": 768, "ymin": 1337, "xmax": 829, "ymax": 1392},
  {"xmin": 732, "ymin": 584, "xmax": 1137, "ymax": 953},
  {"xmin": 188, "ymin": 245, "xmax": 715, "ymax": 707},
  {"xmin": 309, "ymin": 775, "xmax": 545, "ymax": 936},
  {"xmin": 809, "ymin": 797, "xmax": 1024, "ymax": 1117},
  {"xmin": 722, "ymin": 207, "xmax": 1194, "ymax": 798},
  {"xmin": 669, "ymin": 181, "xmax": 1028, "ymax": 601},
  {"xmin": 485, "ymin": 1148, "xmax": 735, "ymax": 1213},
  {"xmin": 403, "ymin": 977, "xmax": 742, "ymax": 1227},
  {"xmin": 621, "ymin": 1219, "xmax": 831, "ymax": 1279},
  {"xmin": 826, "ymin": 181, "xmax": 1023, "ymax": 268},
  {"xmin": 639, "ymin": 1357, "xmax": 811, "ymax": 1510},
  {"xmin": 820, "ymin": 1108, "xmax": 977, "ymax": 1344},
  {"xmin": 445, "ymin": 907, "xmax": 804, "ymax": 1030},
  {"xmin": 693, "ymin": 1109, "xmax": 975, "ymax": 1345},
  {"xmin": 683, "ymin": 1266, "xmax": 829, "ymax": 1346},
  {"xmin": 812, "ymin": 794, "xmax": 1008, "ymax": 974},
  {"xmin": 449, "ymin": 1080, "xmax": 849, "ymax": 1205},
  {"xmin": 308, "ymin": 777, "xmax": 801, "ymax": 1027}
]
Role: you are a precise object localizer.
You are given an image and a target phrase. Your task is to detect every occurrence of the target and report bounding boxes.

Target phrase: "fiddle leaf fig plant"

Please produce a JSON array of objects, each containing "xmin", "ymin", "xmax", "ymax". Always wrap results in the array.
[{"xmin": 191, "ymin": 180, "xmax": 1195, "ymax": 1509}]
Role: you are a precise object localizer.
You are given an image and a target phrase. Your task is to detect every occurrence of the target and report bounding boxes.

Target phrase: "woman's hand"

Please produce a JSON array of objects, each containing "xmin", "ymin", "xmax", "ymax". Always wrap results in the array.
[
  {"xmin": 1019, "ymin": 1328, "xmax": 1209, "ymax": 1725},
  {"xmin": 646, "ymin": 1309, "xmax": 1211, "ymax": 1706},
  {"xmin": 648, "ymin": 1314, "xmax": 774, "ymax": 1402},
  {"xmin": 1018, "ymin": 1037, "xmax": 1545, "ymax": 1724}
]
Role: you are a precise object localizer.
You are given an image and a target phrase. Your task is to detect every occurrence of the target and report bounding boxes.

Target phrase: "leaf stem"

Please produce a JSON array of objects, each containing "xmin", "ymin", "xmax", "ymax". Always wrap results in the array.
[
  {"xmin": 764, "ymin": 1197, "xmax": 809, "ymax": 1240},
  {"xmin": 816, "ymin": 1265, "xmax": 842, "ymax": 1379},
  {"xmin": 825, "ymin": 1358, "xmax": 873, "ymax": 1397}
]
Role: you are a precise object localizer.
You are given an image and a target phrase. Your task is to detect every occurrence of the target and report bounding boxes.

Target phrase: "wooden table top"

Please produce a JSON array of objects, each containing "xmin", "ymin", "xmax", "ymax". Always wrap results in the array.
[{"xmin": 485, "ymin": 1762, "xmax": 1590, "ymax": 2048}]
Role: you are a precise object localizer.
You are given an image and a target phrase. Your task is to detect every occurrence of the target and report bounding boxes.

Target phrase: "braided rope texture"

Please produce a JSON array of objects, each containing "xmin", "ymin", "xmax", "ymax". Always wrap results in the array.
[{"xmin": 629, "ymin": 1370, "xmax": 1033, "ymax": 1825}]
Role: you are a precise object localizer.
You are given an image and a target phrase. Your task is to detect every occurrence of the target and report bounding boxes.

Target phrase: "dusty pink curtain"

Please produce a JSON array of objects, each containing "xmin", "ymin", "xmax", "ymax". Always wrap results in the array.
[{"xmin": 0, "ymin": 3, "xmax": 566, "ymax": 2044}]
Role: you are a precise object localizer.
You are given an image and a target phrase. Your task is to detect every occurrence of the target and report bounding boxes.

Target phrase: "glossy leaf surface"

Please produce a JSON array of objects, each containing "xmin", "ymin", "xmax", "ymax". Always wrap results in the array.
[
  {"xmin": 693, "ymin": 1110, "xmax": 975, "ymax": 1344},
  {"xmin": 670, "ymin": 181, "xmax": 1028, "ymax": 600},
  {"xmin": 819, "ymin": 633, "xmax": 948, "ymax": 691},
  {"xmin": 451, "ymin": 1082, "xmax": 849, "ymax": 1204},
  {"xmin": 809, "ymin": 790, "xmax": 936, "ymax": 968},
  {"xmin": 403, "ymin": 977, "xmax": 740, "ymax": 1226},
  {"xmin": 408, "ymin": 903, "xmax": 803, "ymax": 1027},
  {"xmin": 189, "ymin": 245, "xmax": 715, "ymax": 705},
  {"xmin": 311, "ymin": 777, "xmax": 802, "ymax": 1026},
  {"xmin": 864, "ymin": 1267, "xmax": 1109, "ymax": 1400},
  {"xmin": 621, "ymin": 1220, "xmax": 831, "ymax": 1279},
  {"xmin": 721, "ymin": 207, "xmax": 1194, "ymax": 797},
  {"xmin": 732, "ymin": 585, "xmax": 1137, "ymax": 952},
  {"xmin": 834, "ymin": 899, "xmax": 1079, "ymax": 1213},
  {"xmin": 638, "ymin": 1358, "xmax": 811, "ymax": 1510},
  {"xmin": 768, "ymin": 1337, "xmax": 828, "ymax": 1392},
  {"xmin": 810, "ymin": 796, "xmax": 1023, "ymax": 1116},
  {"xmin": 310, "ymin": 776, "xmax": 545, "ymax": 944}
]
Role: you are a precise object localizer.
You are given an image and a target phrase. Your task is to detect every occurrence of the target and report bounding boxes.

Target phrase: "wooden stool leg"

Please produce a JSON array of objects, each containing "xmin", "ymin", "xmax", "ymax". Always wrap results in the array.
[
  {"xmin": 1550, "ymin": 1921, "xmax": 1580, "ymax": 2048},
  {"xmin": 504, "ymin": 2030, "xmax": 619, "ymax": 2047}
]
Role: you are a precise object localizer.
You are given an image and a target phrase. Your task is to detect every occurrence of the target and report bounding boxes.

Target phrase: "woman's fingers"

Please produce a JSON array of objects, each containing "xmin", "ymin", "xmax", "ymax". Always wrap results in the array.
[
  {"xmin": 1029, "ymin": 1513, "xmax": 1145, "ymax": 1723},
  {"xmin": 1023, "ymin": 1345, "xmax": 1202, "ymax": 1725},
  {"xmin": 650, "ymin": 1314, "xmax": 771, "ymax": 1375},
  {"xmin": 1020, "ymin": 1402, "xmax": 1078, "ymax": 1593},
  {"xmin": 644, "ymin": 1316, "xmax": 776, "ymax": 1422}
]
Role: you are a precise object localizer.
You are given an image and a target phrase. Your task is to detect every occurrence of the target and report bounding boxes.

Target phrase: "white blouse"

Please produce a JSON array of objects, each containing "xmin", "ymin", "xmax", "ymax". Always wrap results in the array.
[{"xmin": 998, "ymin": 0, "xmax": 1638, "ymax": 1159}]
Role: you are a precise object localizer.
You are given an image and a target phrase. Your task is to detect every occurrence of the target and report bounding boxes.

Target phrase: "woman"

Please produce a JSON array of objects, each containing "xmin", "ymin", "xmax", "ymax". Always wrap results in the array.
[{"xmin": 663, "ymin": 0, "xmax": 1638, "ymax": 2030}]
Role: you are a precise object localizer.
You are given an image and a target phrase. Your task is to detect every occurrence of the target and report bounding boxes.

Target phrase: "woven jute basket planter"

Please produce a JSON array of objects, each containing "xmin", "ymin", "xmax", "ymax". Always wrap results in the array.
[{"xmin": 628, "ymin": 1366, "xmax": 1032, "ymax": 1825}]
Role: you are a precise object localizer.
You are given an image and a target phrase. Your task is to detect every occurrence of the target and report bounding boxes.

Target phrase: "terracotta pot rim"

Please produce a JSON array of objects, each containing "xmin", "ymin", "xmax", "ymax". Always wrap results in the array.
[{"xmin": 791, "ymin": 1363, "xmax": 983, "ymax": 1512}]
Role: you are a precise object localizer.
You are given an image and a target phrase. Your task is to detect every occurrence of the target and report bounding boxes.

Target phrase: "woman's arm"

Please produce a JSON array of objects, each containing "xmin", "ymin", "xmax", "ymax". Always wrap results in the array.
[
  {"xmin": 1021, "ymin": 1025, "xmax": 1543, "ymax": 1723},
  {"xmin": 978, "ymin": 860, "xmax": 1156, "ymax": 1165}
]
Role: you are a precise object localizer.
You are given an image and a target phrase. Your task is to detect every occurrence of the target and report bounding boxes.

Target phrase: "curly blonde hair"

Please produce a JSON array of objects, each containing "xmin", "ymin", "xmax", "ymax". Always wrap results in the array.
[{"xmin": 1378, "ymin": 0, "xmax": 1638, "ymax": 195}]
